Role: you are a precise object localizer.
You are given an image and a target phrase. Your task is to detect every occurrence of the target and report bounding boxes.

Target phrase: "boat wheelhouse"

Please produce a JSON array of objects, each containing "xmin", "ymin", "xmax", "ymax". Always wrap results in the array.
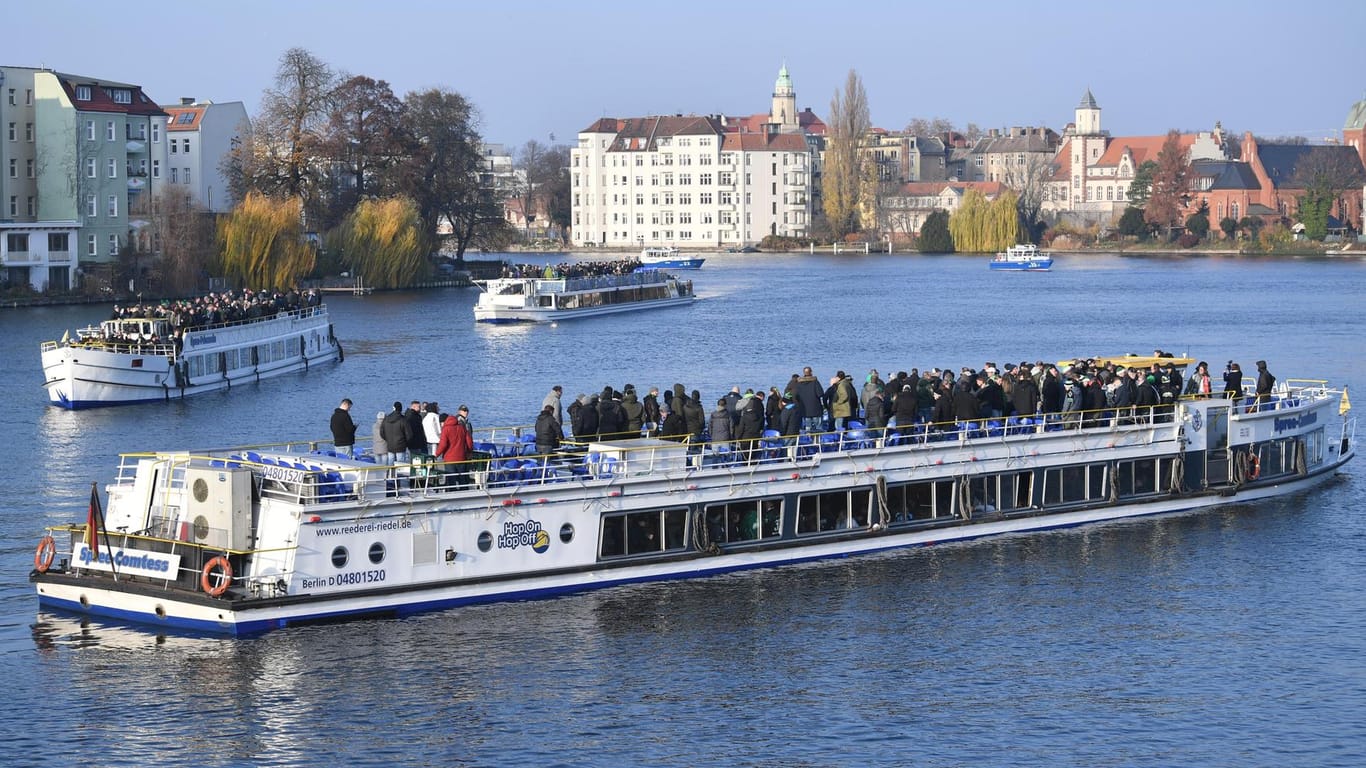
[
  {"xmin": 41, "ymin": 305, "xmax": 343, "ymax": 409},
  {"xmin": 638, "ymin": 246, "xmax": 705, "ymax": 270},
  {"xmin": 990, "ymin": 243, "xmax": 1053, "ymax": 271},
  {"xmin": 473, "ymin": 269, "xmax": 694, "ymax": 323},
  {"xmin": 30, "ymin": 367, "xmax": 1354, "ymax": 636}
]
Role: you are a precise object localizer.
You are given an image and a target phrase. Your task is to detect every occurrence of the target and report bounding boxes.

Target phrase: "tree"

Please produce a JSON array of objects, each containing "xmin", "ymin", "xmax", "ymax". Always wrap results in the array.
[
  {"xmin": 1144, "ymin": 131, "xmax": 1192, "ymax": 236},
  {"xmin": 396, "ymin": 87, "xmax": 509, "ymax": 258},
  {"xmin": 917, "ymin": 210, "xmax": 954, "ymax": 252},
  {"xmin": 218, "ymin": 193, "xmax": 315, "ymax": 289},
  {"xmin": 1005, "ymin": 153, "xmax": 1055, "ymax": 242},
  {"xmin": 949, "ymin": 190, "xmax": 1019, "ymax": 253},
  {"xmin": 822, "ymin": 69, "xmax": 872, "ymax": 239},
  {"xmin": 315, "ymin": 75, "xmax": 407, "ymax": 226},
  {"xmin": 1126, "ymin": 160, "xmax": 1158, "ymax": 208},
  {"xmin": 1219, "ymin": 216, "xmax": 1239, "ymax": 240},
  {"xmin": 225, "ymin": 48, "xmax": 336, "ymax": 226},
  {"xmin": 1118, "ymin": 206, "xmax": 1148, "ymax": 239},
  {"xmin": 129, "ymin": 191, "xmax": 217, "ymax": 295},
  {"xmin": 537, "ymin": 144, "xmax": 573, "ymax": 244},
  {"xmin": 1292, "ymin": 147, "xmax": 1366, "ymax": 240},
  {"xmin": 332, "ymin": 197, "xmax": 427, "ymax": 289},
  {"xmin": 1238, "ymin": 215, "xmax": 1263, "ymax": 241},
  {"xmin": 903, "ymin": 117, "xmax": 955, "ymax": 137},
  {"xmin": 1185, "ymin": 200, "xmax": 1211, "ymax": 239}
]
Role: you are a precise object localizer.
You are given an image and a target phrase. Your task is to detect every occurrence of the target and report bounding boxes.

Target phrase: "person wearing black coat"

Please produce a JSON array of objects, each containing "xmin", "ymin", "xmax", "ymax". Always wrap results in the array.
[
  {"xmin": 534, "ymin": 405, "xmax": 562, "ymax": 455},
  {"xmin": 952, "ymin": 382, "xmax": 980, "ymax": 423},
  {"xmin": 894, "ymin": 383, "xmax": 919, "ymax": 435},
  {"xmin": 573, "ymin": 394, "xmax": 599, "ymax": 439},
  {"xmin": 1223, "ymin": 362, "xmax": 1243, "ymax": 404},
  {"xmin": 641, "ymin": 388, "xmax": 661, "ymax": 435},
  {"xmin": 658, "ymin": 405, "xmax": 687, "ymax": 442},
  {"xmin": 1011, "ymin": 374, "xmax": 1040, "ymax": 417},
  {"xmin": 330, "ymin": 398, "xmax": 357, "ymax": 456},
  {"xmin": 1040, "ymin": 368, "xmax": 1064, "ymax": 413},
  {"xmin": 1254, "ymin": 360, "xmax": 1275, "ymax": 411},
  {"xmin": 404, "ymin": 402, "xmax": 427, "ymax": 455},
  {"xmin": 597, "ymin": 388, "xmax": 626, "ymax": 439},
  {"xmin": 975, "ymin": 374, "xmax": 1006, "ymax": 419},
  {"xmin": 929, "ymin": 382, "xmax": 954, "ymax": 431},
  {"xmin": 380, "ymin": 402, "xmax": 413, "ymax": 464}
]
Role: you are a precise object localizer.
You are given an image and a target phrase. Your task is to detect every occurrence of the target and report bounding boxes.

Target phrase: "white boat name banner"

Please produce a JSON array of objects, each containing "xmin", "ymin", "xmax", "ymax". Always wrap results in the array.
[{"xmin": 75, "ymin": 543, "xmax": 181, "ymax": 579}]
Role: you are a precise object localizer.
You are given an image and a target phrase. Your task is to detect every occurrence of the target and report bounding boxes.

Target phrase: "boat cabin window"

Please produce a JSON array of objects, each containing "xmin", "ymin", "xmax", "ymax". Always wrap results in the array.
[
  {"xmin": 968, "ymin": 471, "xmax": 1034, "ymax": 514},
  {"xmin": 599, "ymin": 507, "xmax": 687, "ymax": 558},
  {"xmin": 884, "ymin": 480, "xmax": 956, "ymax": 523},
  {"xmin": 703, "ymin": 498, "xmax": 782, "ymax": 545},
  {"xmin": 796, "ymin": 489, "xmax": 873, "ymax": 534},
  {"xmin": 1256, "ymin": 435, "xmax": 1310, "ymax": 478},
  {"xmin": 1114, "ymin": 457, "xmax": 1177, "ymax": 498},
  {"xmin": 1042, "ymin": 462, "xmax": 1109, "ymax": 505}
]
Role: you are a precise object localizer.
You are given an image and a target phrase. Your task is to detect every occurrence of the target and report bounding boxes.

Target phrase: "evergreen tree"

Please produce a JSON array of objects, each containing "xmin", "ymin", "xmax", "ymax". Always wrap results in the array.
[
  {"xmin": 1118, "ymin": 206, "xmax": 1148, "ymax": 238},
  {"xmin": 917, "ymin": 210, "xmax": 954, "ymax": 252}
]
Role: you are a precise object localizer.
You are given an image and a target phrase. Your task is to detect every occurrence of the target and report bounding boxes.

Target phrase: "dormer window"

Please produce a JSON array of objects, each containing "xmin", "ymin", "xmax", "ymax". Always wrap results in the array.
[
  {"xmin": 75, "ymin": 85, "xmax": 92, "ymax": 101},
  {"xmin": 111, "ymin": 89, "xmax": 132, "ymax": 105}
]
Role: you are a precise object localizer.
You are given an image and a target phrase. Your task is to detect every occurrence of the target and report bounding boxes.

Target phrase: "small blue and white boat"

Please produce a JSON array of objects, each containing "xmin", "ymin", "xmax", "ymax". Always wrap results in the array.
[
  {"xmin": 990, "ymin": 243, "xmax": 1053, "ymax": 271},
  {"xmin": 639, "ymin": 246, "xmax": 705, "ymax": 270}
]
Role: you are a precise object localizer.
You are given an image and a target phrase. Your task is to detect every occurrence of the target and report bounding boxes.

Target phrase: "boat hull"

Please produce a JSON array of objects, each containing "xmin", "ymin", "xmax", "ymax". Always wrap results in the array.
[
  {"xmin": 475, "ymin": 296, "xmax": 694, "ymax": 323},
  {"xmin": 989, "ymin": 260, "xmax": 1052, "ymax": 271},
  {"xmin": 42, "ymin": 308, "xmax": 342, "ymax": 409},
  {"xmin": 639, "ymin": 258, "xmax": 705, "ymax": 270},
  {"xmin": 31, "ymin": 456, "xmax": 1348, "ymax": 636}
]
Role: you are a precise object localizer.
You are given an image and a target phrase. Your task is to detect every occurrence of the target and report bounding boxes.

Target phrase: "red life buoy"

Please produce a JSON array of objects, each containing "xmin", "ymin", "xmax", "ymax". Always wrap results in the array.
[
  {"xmin": 34, "ymin": 536, "xmax": 56, "ymax": 573},
  {"xmin": 1247, "ymin": 454, "xmax": 1261, "ymax": 480},
  {"xmin": 201, "ymin": 556, "xmax": 233, "ymax": 597}
]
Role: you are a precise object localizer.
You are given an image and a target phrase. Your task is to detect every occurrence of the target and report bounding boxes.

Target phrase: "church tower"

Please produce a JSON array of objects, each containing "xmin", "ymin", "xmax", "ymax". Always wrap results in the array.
[{"xmin": 770, "ymin": 64, "xmax": 798, "ymax": 133}]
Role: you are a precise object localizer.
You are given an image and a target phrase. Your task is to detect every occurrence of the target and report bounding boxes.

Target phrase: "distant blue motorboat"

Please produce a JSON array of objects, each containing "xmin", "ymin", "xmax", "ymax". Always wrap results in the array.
[
  {"xmin": 990, "ymin": 244, "xmax": 1053, "ymax": 271},
  {"xmin": 638, "ymin": 246, "xmax": 705, "ymax": 270}
]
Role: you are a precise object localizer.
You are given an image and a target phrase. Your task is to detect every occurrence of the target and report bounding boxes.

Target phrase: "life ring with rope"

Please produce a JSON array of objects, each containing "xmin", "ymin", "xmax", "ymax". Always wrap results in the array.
[
  {"xmin": 34, "ymin": 535, "xmax": 57, "ymax": 573},
  {"xmin": 201, "ymin": 556, "xmax": 233, "ymax": 597},
  {"xmin": 1247, "ymin": 453, "xmax": 1260, "ymax": 481}
]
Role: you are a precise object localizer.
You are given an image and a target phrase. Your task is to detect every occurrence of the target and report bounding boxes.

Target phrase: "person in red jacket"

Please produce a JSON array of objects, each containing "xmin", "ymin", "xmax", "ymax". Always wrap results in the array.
[{"xmin": 436, "ymin": 406, "xmax": 474, "ymax": 487}]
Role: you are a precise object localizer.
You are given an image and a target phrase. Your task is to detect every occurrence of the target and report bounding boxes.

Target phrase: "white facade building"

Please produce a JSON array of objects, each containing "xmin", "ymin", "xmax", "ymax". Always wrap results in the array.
[{"xmin": 162, "ymin": 98, "xmax": 249, "ymax": 213}]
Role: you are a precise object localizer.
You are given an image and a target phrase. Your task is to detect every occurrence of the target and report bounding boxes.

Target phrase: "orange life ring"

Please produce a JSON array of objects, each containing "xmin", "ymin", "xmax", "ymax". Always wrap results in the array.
[
  {"xmin": 201, "ymin": 556, "xmax": 233, "ymax": 597},
  {"xmin": 1247, "ymin": 453, "xmax": 1261, "ymax": 480},
  {"xmin": 34, "ymin": 535, "xmax": 56, "ymax": 573}
]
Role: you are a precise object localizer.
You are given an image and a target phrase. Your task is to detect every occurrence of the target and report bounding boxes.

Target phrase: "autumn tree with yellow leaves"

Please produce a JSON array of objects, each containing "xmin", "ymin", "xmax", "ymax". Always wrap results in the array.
[
  {"xmin": 218, "ymin": 193, "xmax": 315, "ymax": 289},
  {"xmin": 331, "ymin": 197, "xmax": 428, "ymax": 289},
  {"xmin": 948, "ymin": 189, "xmax": 1020, "ymax": 253}
]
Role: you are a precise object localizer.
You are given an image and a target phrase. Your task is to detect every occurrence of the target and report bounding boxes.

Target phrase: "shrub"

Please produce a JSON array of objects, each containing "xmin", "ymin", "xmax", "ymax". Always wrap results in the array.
[{"xmin": 1176, "ymin": 233, "xmax": 1201, "ymax": 248}]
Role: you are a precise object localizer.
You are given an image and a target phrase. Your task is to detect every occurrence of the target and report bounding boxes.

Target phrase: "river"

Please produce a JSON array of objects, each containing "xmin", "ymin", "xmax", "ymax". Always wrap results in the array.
[{"xmin": 2, "ymin": 251, "xmax": 1364, "ymax": 766}]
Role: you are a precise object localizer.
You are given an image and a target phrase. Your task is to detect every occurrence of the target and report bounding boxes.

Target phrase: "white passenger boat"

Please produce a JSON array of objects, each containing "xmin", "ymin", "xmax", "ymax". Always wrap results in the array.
[
  {"xmin": 30, "ymin": 358, "xmax": 1354, "ymax": 636},
  {"xmin": 638, "ymin": 246, "xmax": 705, "ymax": 270},
  {"xmin": 990, "ymin": 243, "xmax": 1053, "ymax": 271},
  {"xmin": 41, "ymin": 304, "xmax": 343, "ymax": 409},
  {"xmin": 473, "ymin": 269, "xmax": 694, "ymax": 323}
]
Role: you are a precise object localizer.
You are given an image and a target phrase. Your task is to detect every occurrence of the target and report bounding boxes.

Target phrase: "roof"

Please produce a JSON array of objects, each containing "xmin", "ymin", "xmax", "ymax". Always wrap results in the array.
[
  {"xmin": 1078, "ymin": 89, "xmax": 1099, "ymax": 110},
  {"xmin": 1256, "ymin": 143, "xmax": 1366, "ymax": 188},
  {"xmin": 1345, "ymin": 96, "xmax": 1366, "ymax": 131},
  {"xmin": 970, "ymin": 129, "xmax": 1059, "ymax": 155},
  {"xmin": 896, "ymin": 181, "xmax": 1006, "ymax": 197},
  {"xmin": 52, "ymin": 72, "xmax": 166, "ymax": 117},
  {"xmin": 164, "ymin": 106, "xmax": 205, "ymax": 131},
  {"xmin": 1190, "ymin": 159, "xmax": 1260, "ymax": 190},
  {"xmin": 1095, "ymin": 134, "xmax": 1194, "ymax": 167},
  {"xmin": 596, "ymin": 115, "xmax": 725, "ymax": 151},
  {"xmin": 721, "ymin": 132, "xmax": 808, "ymax": 152}
]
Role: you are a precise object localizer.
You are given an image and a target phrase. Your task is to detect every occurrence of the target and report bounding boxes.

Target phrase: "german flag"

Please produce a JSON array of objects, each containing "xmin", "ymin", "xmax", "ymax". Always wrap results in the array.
[{"xmin": 86, "ymin": 483, "xmax": 101, "ymax": 558}]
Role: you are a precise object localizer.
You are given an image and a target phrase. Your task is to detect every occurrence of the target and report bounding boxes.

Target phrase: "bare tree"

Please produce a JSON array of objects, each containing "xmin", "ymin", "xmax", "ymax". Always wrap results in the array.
[
  {"xmin": 904, "ymin": 117, "xmax": 955, "ymax": 137},
  {"xmin": 1004, "ymin": 154, "xmax": 1055, "ymax": 240},
  {"xmin": 823, "ymin": 69, "xmax": 872, "ymax": 238}
]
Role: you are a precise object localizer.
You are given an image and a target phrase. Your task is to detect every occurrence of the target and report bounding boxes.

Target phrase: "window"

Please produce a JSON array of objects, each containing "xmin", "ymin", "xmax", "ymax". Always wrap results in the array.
[
  {"xmin": 8, "ymin": 159, "xmax": 14, "ymax": 178},
  {"xmin": 86, "ymin": 194, "xmax": 97, "ymax": 217},
  {"xmin": 85, "ymin": 120, "xmax": 96, "ymax": 141},
  {"xmin": 184, "ymin": 167, "xmax": 191, "ymax": 185},
  {"xmin": 170, "ymin": 140, "xmax": 177, "ymax": 154},
  {"xmin": 107, "ymin": 194, "xmax": 118, "ymax": 218},
  {"xmin": 182, "ymin": 138, "xmax": 190, "ymax": 153},
  {"xmin": 6, "ymin": 196, "xmax": 14, "ymax": 216},
  {"xmin": 87, "ymin": 234, "xmax": 97, "ymax": 256},
  {"xmin": 49, "ymin": 233, "xmax": 69, "ymax": 252},
  {"xmin": 598, "ymin": 508, "xmax": 688, "ymax": 558},
  {"xmin": 108, "ymin": 234, "xmax": 119, "ymax": 255},
  {"xmin": 26, "ymin": 159, "xmax": 33, "ymax": 178},
  {"xmin": 170, "ymin": 167, "xmax": 178, "ymax": 183},
  {"xmin": 25, "ymin": 123, "xmax": 33, "ymax": 142},
  {"xmin": 25, "ymin": 89, "xmax": 32, "ymax": 105},
  {"xmin": 26, "ymin": 196, "xmax": 34, "ymax": 216},
  {"xmin": 152, "ymin": 159, "xmax": 160, "ymax": 178},
  {"xmin": 111, "ymin": 89, "xmax": 132, "ymax": 104},
  {"xmin": 151, "ymin": 122, "xmax": 160, "ymax": 143},
  {"xmin": 106, "ymin": 121, "xmax": 115, "ymax": 141},
  {"xmin": 75, "ymin": 85, "xmax": 91, "ymax": 101},
  {"xmin": 6, "ymin": 122, "xmax": 13, "ymax": 141},
  {"xmin": 107, "ymin": 158, "xmax": 117, "ymax": 178},
  {"xmin": 703, "ymin": 498, "xmax": 782, "ymax": 545}
]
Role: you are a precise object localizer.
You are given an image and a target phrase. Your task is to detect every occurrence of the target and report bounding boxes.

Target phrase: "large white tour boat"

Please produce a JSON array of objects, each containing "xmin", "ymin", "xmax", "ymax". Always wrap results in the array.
[
  {"xmin": 41, "ymin": 303, "xmax": 343, "ymax": 409},
  {"xmin": 990, "ymin": 243, "xmax": 1053, "ymax": 271},
  {"xmin": 638, "ymin": 246, "xmax": 705, "ymax": 270},
  {"xmin": 30, "ymin": 357, "xmax": 1354, "ymax": 636},
  {"xmin": 474, "ymin": 269, "xmax": 694, "ymax": 323}
]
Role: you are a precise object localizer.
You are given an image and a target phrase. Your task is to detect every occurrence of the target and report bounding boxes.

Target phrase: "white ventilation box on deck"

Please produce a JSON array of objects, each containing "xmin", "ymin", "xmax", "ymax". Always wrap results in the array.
[{"xmin": 183, "ymin": 467, "xmax": 254, "ymax": 551}]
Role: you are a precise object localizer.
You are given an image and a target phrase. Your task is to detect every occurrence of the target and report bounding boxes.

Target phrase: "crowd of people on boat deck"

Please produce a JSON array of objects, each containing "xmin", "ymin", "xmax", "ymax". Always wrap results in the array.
[
  {"xmin": 108, "ymin": 288, "xmax": 323, "ymax": 333},
  {"xmin": 327, "ymin": 354, "xmax": 1278, "ymax": 466},
  {"xmin": 501, "ymin": 259, "xmax": 643, "ymax": 280}
]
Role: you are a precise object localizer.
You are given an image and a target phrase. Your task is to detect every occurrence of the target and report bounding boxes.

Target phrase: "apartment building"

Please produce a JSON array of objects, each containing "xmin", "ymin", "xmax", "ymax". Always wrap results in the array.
[
  {"xmin": 162, "ymin": 98, "xmax": 249, "ymax": 212},
  {"xmin": 0, "ymin": 66, "xmax": 167, "ymax": 291}
]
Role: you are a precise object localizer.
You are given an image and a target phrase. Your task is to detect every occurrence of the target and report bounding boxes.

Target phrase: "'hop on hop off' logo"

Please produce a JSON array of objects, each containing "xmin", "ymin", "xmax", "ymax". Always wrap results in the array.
[{"xmin": 498, "ymin": 519, "xmax": 550, "ymax": 554}]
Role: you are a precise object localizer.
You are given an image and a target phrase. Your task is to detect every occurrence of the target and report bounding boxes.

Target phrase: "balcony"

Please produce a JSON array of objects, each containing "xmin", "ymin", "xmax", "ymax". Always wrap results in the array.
[{"xmin": 126, "ymin": 140, "xmax": 147, "ymax": 154}]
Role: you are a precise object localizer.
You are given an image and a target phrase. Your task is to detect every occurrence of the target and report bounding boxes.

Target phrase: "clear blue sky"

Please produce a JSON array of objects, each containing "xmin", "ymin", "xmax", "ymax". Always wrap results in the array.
[{"xmin": 9, "ymin": 0, "xmax": 1365, "ymax": 150}]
